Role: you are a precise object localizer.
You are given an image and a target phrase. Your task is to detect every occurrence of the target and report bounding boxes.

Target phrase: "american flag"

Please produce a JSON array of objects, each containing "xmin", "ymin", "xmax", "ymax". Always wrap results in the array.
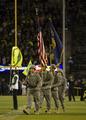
[{"xmin": 37, "ymin": 29, "xmax": 48, "ymax": 66}]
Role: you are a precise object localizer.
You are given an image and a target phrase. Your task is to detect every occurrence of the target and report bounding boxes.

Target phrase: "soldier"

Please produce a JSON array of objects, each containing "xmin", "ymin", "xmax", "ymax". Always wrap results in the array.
[
  {"xmin": 23, "ymin": 65, "xmax": 42, "ymax": 114},
  {"xmin": 57, "ymin": 68, "xmax": 67, "ymax": 112},
  {"xmin": 50, "ymin": 64, "xmax": 61, "ymax": 113},
  {"xmin": 40, "ymin": 65, "xmax": 54, "ymax": 113}
]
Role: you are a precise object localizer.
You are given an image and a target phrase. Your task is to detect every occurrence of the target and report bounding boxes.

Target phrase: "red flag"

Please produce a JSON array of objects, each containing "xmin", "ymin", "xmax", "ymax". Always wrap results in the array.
[{"xmin": 37, "ymin": 30, "xmax": 48, "ymax": 66}]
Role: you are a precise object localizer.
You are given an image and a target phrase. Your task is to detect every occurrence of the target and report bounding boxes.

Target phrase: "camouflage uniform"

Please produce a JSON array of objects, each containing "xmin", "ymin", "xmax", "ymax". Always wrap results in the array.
[
  {"xmin": 50, "ymin": 64, "xmax": 61, "ymax": 112},
  {"xmin": 51, "ymin": 65, "xmax": 61, "ymax": 110},
  {"xmin": 57, "ymin": 71, "xmax": 67, "ymax": 111},
  {"xmin": 23, "ymin": 65, "xmax": 42, "ymax": 114},
  {"xmin": 40, "ymin": 69, "xmax": 54, "ymax": 112}
]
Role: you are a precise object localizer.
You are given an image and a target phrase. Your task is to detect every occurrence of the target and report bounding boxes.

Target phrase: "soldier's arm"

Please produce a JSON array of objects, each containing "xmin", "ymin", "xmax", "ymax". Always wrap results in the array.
[
  {"xmin": 23, "ymin": 75, "xmax": 29, "ymax": 86},
  {"xmin": 22, "ymin": 80, "xmax": 28, "ymax": 86},
  {"xmin": 52, "ymin": 75, "xmax": 62, "ymax": 88},
  {"xmin": 52, "ymin": 80, "xmax": 61, "ymax": 88},
  {"xmin": 44, "ymin": 72, "xmax": 54, "ymax": 86},
  {"xmin": 35, "ymin": 74, "xmax": 42, "ymax": 89},
  {"xmin": 50, "ymin": 73, "xmax": 54, "ymax": 85},
  {"xmin": 62, "ymin": 77, "xmax": 67, "ymax": 92}
]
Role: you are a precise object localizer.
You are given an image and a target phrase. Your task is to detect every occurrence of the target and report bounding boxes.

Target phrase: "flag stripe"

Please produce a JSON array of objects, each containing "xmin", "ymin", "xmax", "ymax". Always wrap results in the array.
[{"xmin": 37, "ymin": 30, "xmax": 48, "ymax": 65}]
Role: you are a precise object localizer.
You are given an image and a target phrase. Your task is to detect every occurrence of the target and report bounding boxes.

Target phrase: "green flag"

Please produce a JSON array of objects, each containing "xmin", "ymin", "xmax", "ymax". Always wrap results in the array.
[{"xmin": 22, "ymin": 60, "xmax": 32, "ymax": 76}]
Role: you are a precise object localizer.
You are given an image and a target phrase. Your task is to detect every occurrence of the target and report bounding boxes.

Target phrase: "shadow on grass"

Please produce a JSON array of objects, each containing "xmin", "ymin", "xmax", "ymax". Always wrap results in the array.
[{"xmin": 0, "ymin": 111, "xmax": 86, "ymax": 116}]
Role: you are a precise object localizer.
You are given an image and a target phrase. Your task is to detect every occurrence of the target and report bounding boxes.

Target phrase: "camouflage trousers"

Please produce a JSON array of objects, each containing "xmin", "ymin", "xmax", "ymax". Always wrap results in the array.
[
  {"xmin": 51, "ymin": 89, "xmax": 59, "ymax": 110},
  {"xmin": 58, "ymin": 85, "xmax": 65, "ymax": 110},
  {"xmin": 27, "ymin": 88, "xmax": 40, "ymax": 112},
  {"xmin": 40, "ymin": 88, "xmax": 51, "ymax": 111}
]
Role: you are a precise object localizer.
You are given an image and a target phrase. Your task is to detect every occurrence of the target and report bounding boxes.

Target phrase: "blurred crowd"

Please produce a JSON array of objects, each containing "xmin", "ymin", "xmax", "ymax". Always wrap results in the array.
[
  {"xmin": 0, "ymin": 0, "xmax": 85, "ymax": 66},
  {"xmin": 0, "ymin": 0, "xmax": 62, "ymax": 66}
]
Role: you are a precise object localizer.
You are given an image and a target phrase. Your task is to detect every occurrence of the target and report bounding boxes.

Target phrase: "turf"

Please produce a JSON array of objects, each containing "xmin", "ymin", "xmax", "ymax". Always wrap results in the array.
[{"xmin": 0, "ymin": 96, "xmax": 86, "ymax": 120}]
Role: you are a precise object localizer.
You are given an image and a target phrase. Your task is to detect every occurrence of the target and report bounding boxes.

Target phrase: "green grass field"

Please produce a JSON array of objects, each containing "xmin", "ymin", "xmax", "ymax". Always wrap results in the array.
[{"xmin": 0, "ymin": 96, "xmax": 86, "ymax": 120}]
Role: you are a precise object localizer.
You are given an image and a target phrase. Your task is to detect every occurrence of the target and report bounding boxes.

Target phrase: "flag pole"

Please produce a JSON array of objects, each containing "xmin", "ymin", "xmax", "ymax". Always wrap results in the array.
[
  {"xmin": 63, "ymin": 0, "xmax": 66, "ymax": 76},
  {"xmin": 49, "ymin": 45, "xmax": 52, "ymax": 65},
  {"xmin": 59, "ymin": 49, "xmax": 63, "ymax": 64},
  {"xmin": 15, "ymin": 0, "xmax": 17, "ymax": 46},
  {"xmin": 10, "ymin": 0, "xmax": 18, "ymax": 81}
]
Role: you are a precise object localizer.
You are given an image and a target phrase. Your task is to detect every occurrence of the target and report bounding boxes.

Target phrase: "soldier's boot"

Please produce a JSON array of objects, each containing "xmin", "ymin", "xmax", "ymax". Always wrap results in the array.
[
  {"xmin": 23, "ymin": 108, "xmax": 30, "ymax": 115},
  {"xmin": 55, "ymin": 107, "xmax": 59, "ymax": 114},
  {"xmin": 34, "ymin": 110, "xmax": 40, "ymax": 115},
  {"xmin": 45, "ymin": 108, "xmax": 51, "ymax": 113},
  {"xmin": 62, "ymin": 106, "xmax": 65, "ymax": 112}
]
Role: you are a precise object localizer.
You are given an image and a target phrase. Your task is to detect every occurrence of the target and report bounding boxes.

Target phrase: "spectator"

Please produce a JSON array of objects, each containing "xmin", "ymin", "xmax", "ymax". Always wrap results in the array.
[
  {"xmin": 10, "ymin": 71, "xmax": 19, "ymax": 110},
  {"xmin": 68, "ymin": 56, "xmax": 74, "ymax": 74},
  {"xmin": 80, "ymin": 78, "xmax": 86, "ymax": 101},
  {"xmin": 68, "ymin": 75, "xmax": 75, "ymax": 101}
]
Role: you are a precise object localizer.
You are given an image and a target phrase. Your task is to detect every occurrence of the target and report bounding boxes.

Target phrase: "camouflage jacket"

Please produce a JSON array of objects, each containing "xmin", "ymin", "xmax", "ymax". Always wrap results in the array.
[
  {"xmin": 41, "ymin": 71, "xmax": 54, "ymax": 89},
  {"xmin": 51, "ymin": 72, "xmax": 62, "ymax": 90},
  {"xmin": 27, "ymin": 72, "xmax": 42, "ymax": 90}
]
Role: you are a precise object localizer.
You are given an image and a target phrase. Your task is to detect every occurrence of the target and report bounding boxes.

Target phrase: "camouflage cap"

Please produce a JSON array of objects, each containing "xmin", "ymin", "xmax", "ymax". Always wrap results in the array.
[
  {"xmin": 50, "ymin": 64, "xmax": 56, "ymax": 69},
  {"xmin": 57, "ymin": 70, "xmax": 64, "ymax": 76},
  {"xmin": 30, "ymin": 65, "xmax": 36, "ymax": 69}
]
